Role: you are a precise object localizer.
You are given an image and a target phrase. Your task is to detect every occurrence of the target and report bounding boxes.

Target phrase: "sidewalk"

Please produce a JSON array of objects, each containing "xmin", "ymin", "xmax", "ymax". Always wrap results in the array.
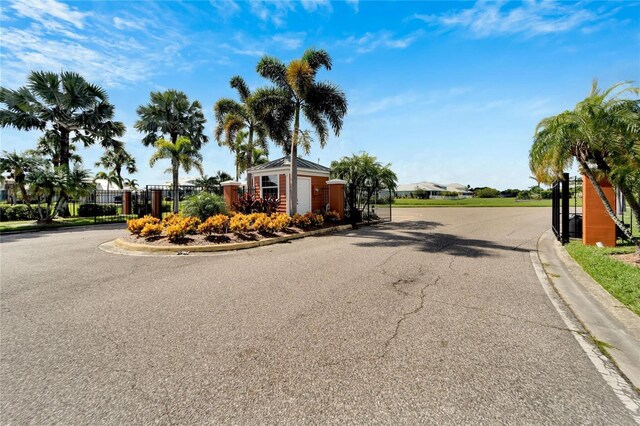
[{"xmin": 536, "ymin": 229, "xmax": 640, "ymax": 389}]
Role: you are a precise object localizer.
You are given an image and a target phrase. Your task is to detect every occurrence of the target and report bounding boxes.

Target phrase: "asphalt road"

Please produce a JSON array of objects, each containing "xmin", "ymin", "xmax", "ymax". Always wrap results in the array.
[{"xmin": 1, "ymin": 208, "xmax": 636, "ymax": 424}]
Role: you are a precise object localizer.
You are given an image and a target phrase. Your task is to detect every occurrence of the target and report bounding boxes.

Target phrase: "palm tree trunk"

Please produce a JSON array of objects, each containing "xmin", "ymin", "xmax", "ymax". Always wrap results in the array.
[
  {"xmin": 172, "ymin": 159, "xmax": 179, "ymax": 214},
  {"xmin": 290, "ymin": 105, "xmax": 300, "ymax": 215},
  {"xmin": 17, "ymin": 182, "xmax": 34, "ymax": 216},
  {"xmin": 57, "ymin": 128, "xmax": 71, "ymax": 217},
  {"xmin": 579, "ymin": 159, "xmax": 640, "ymax": 251},
  {"xmin": 115, "ymin": 166, "xmax": 123, "ymax": 190},
  {"xmin": 246, "ymin": 127, "xmax": 254, "ymax": 193}
]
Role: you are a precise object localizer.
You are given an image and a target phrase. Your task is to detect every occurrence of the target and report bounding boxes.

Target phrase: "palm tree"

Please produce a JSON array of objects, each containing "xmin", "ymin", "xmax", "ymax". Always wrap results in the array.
[
  {"xmin": 194, "ymin": 171, "xmax": 233, "ymax": 194},
  {"xmin": 37, "ymin": 131, "xmax": 83, "ymax": 168},
  {"xmin": 28, "ymin": 165, "xmax": 94, "ymax": 223},
  {"xmin": 237, "ymin": 146, "xmax": 269, "ymax": 177},
  {"xmin": 149, "ymin": 137, "xmax": 204, "ymax": 213},
  {"xmin": 256, "ymin": 48, "xmax": 348, "ymax": 214},
  {"xmin": 94, "ymin": 170, "xmax": 120, "ymax": 192},
  {"xmin": 214, "ymin": 76, "xmax": 269, "ymax": 191},
  {"xmin": 530, "ymin": 80, "xmax": 640, "ymax": 249},
  {"xmin": 95, "ymin": 146, "xmax": 137, "ymax": 189},
  {"xmin": 135, "ymin": 90, "xmax": 208, "ymax": 150},
  {"xmin": 0, "ymin": 71, "xmax": 125, "ymax": 171},
  {"xmin": 0, "ymin": 150, "xmax": 42, "ymax": 210},
  {"xmin": 124, "ymin": 178, "xmax": 139, "ymax": 190}
]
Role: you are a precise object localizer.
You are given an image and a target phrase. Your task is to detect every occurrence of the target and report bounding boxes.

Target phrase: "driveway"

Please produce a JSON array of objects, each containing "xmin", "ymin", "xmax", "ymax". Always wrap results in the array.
[{"xmin": 0, "ymin": 208, "xmax": 636, "ymax": 424}]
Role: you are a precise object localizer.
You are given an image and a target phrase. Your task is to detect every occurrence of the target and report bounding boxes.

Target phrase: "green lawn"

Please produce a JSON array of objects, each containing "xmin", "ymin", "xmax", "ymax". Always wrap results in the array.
[
  {"xmin": 565, "ymin": 241, "xmax": 640, "ymax": 316},
  {"xmin": 392, "ymin": 197, "xmax": 577, "ymax": 207}
]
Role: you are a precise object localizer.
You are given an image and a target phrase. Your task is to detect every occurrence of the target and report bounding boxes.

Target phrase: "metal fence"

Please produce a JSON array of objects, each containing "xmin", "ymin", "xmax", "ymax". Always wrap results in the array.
[
  {"xmin": 551, "ymin": 173, "xmax": 570, "ymax": 243},
  {"xmin": 616, "ymin": 190, "xmax": 637, "ymax": 242},
  {"xmin": 345, "ymin": 184, "xmax": 393, "ymax": 226},
  {"xmin": 70, "ymin": 185, "xmax": 206, "ymax": 223}
]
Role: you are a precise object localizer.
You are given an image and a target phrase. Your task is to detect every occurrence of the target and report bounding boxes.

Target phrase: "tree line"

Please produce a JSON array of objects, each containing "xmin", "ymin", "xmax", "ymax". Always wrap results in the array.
[{"xmin": 0, "ymin": 48, "xmax": 349, "ymax": 221}]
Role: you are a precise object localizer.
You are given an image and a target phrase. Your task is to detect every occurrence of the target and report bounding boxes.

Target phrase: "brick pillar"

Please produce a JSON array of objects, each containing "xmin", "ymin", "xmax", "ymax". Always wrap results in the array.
[
  {"xmin": 122, "ymin": 191, "xmax": 131, "ymax": 215},
  {"xmin": 151, "ymin": 190, "xmax": 163, "ymax": 219},
  {"xmin": 221, "ymin": 181, "xmax": 242, "ymax": 211},
  {"xmin": 327, "ymin": 179, "xmax": 347, "ymax": 220},
  {"xmin": 582, "ymin": 176, "xmax": 617, "ymax": 247}
]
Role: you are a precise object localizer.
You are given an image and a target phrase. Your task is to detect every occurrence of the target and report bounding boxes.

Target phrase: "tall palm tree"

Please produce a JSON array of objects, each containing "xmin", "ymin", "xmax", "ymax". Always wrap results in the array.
[
  {"xmin": 0, "ymin": 71, "xmax": 125, "ymax": 171},
  {"xmin": 214, "ymin": 76, "xmax": 269, "ymax": 191},
  {"xmin": 256, "ymin": 48, "xmax": 348, "ymax": 214},
  {"xmin": 530, "ymin": 80, "xmax": 640, "ymax": 249},
  {"xmin": 149, "ymin": 137, "xmax": 204, "ymax": 213},
  {"xmin": 135, "ymin": 90, "xmax": 208, "ymax": 150},
  {"xmin": 1, "ymin": 71, "xmax": 124, "ymax": 216},
  {"xmin": 95, "ymin": 146, "xmax": 137, "ymax": 189},
  {"xmin": 94, "ymin": 170, "xmax": 120, "ymax": 192}
]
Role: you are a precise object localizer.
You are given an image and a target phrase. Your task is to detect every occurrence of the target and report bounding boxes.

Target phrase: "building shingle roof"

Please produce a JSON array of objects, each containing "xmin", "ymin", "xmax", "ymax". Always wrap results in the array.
[{"xmin": 249, "ymin": 156, "xmax": 330, "ymax": 172}]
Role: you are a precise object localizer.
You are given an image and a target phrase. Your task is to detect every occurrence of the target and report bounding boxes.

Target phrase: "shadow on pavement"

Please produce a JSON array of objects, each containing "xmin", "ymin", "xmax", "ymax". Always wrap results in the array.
[{"xmin": 344, "ymin": 220, "xmax": 531, "ymax": 258}]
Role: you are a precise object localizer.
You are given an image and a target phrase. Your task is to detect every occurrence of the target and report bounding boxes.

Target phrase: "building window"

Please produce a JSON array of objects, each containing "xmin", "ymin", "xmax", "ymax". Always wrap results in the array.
[{"xmin": 261, "ymin": 175, "xmax": 279, "ymax": 199}]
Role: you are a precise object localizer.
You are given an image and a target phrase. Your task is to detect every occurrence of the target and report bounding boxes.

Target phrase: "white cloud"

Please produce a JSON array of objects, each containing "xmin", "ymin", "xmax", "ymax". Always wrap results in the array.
[
  {"xmin": 414, "ymin": 0, "xmax": 609, "ymax": 38},
  {"xmin": 346, "ymin": 0, "xmax": 359, "ymax": 13},
  {"xmin": 272, "ymin": 33, "xmax": 306, "ymax": 50},
  {"xmin": 1, "ymin": 0, "xmax": 189, "ymax": 88},
  {"xmin": 249, "ymin": 0, "xmax": 295, "ymax": 27},
  {"xmin": 9, "ymin": 0, "xmax": 90, "ymax": 29},
  {"xmin": 209, "ymin": 0, "xmax": 241, "ymax": 18},
  {"xmin": 112, "ymin": 16, "xmax": 145, "ymax": 31},
  {"xmin": 341, "ymin": 30, "xmax": 423, "ymax": 53},
  {"xmin": 350, "ymin": 92, "xmax": 419, "ymax": 116},
  {"xmin": 300, "ymin": 0, "xmax": 332, "ymax": 13}
]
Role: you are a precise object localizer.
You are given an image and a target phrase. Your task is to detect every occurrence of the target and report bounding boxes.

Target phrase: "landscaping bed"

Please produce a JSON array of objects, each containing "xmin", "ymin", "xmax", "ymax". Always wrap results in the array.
[
  {"xmin": 120, "ymin": 223, "xmax": 340, "ymax": 247},
  {"xmin": 117, "ymin": 210, "xmax": 346, "ymax": 252}
]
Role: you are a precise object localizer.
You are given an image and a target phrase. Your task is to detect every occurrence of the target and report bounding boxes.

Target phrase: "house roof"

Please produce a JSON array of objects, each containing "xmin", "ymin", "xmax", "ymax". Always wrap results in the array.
[
  {"xmin": 249, "ymin": 156, "xmax": 330, "ymax": 173},
  {"xmin": 394, "ymin": 181, "xmax": 472, "ymax": 193},
  {"xmin": 396, "ymin": 181, "xmax": 446, "ymax": 192}
]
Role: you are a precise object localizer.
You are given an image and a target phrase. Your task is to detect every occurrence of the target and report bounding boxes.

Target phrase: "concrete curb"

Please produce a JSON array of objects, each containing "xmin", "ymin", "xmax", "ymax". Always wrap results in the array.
[
  {"xmin": 113, "ymin": 224, "xmax": 353, "ymax": 253},
  {"xmin": 536, "ymin": 229, "xmax": 640, "ymax": 390}
]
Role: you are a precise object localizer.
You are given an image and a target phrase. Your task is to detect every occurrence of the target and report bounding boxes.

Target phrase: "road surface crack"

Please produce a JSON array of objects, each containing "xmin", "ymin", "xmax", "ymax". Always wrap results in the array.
[{"xmin": 380, "ymin": 275, "xmax": 441, "ymax": 358}]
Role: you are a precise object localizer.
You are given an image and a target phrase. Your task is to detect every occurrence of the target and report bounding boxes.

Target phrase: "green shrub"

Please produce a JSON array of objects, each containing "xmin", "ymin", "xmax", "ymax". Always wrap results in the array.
[
  {"xmin": 0, "ymin": 204, "xmax": 37, "ymax": 221},
  {"xmin": 182, "ymin": 192, "xmax": 227, "ymax": 221},
  {"xmin": 78, "ymin": 204, "xmax": 118, "ymax": 217},
  {"xmin": 516, "ymin": 190, "xmax": 531, "ymax": 200},
  {"xmin": 475, "ymin": 187, "xmax": 500, "ymax": 198}
]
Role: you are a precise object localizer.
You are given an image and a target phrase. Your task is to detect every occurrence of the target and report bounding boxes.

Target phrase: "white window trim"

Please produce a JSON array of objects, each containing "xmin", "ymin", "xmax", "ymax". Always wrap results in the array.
[{"xmin": 260, "ymin": 174, "xmax": 279, "ymax": 199}]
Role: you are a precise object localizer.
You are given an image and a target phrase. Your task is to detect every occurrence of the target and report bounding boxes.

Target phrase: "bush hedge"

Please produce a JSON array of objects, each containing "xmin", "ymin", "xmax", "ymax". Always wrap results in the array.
[
  {"xmin": 0, "ymin": 204, "xmax": 37, "ymax": 221},
  {"xmin": 78, "ymin": 204, "xmax": 118, "ymax": 217}
]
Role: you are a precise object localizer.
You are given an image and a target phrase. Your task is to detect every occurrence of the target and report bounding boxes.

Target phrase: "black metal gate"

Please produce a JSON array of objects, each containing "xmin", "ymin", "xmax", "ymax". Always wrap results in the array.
[
  {"xmin": 552, "ymin": 173, "xmax": 570, "ymax": 244},
  {"xmin": 345, "ymin": 184, "xmax": 393, "ymax": 226}
]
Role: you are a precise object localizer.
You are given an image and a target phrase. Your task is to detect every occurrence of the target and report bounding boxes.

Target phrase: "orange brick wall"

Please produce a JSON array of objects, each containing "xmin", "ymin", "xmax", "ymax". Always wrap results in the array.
[{"xmin": 582, "ymin": 176, "xmax": 617, "ymax": 247}]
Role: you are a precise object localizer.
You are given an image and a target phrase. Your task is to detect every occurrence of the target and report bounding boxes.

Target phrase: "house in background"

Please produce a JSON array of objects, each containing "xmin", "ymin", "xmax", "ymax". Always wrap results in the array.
[
  {"xmin": 391, "ymin": 181, "xmax": 473, "ymax": 198},
  {"xmin": 248, "ymin": 156, "xmax": 332, "ymax": 214}
]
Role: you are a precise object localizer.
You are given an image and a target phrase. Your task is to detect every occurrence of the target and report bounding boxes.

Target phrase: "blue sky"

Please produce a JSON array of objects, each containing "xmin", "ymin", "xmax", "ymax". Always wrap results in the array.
[{"xmin": 1, "ymin": 0, "xmax": 639, "ymax": 189}]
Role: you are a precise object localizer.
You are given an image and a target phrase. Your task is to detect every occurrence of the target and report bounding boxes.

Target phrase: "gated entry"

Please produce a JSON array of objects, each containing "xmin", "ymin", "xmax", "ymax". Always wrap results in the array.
[
  {"xmin": 551, "ymin": 173, "xmax": 570, "ymax": 244},
  {"xmin": 345, "ymin": 184, "xmax": 393, "ymax": 226}
]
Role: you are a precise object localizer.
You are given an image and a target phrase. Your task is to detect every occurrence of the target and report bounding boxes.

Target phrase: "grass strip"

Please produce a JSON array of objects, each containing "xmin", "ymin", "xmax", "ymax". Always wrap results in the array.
[{"xmin": 565, "ymin": 241, "xmax": 640, "ymax": 316}]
